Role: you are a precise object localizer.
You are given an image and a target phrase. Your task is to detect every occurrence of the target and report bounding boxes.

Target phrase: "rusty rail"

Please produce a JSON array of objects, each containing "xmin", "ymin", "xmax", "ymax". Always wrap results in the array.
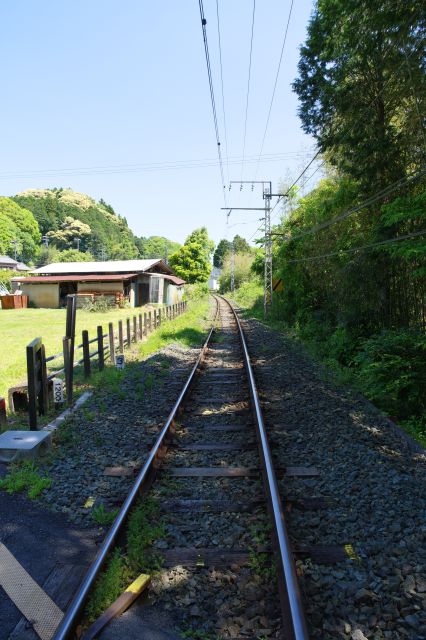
[{"xmin": 52, "ymin": 298, "xmax": 219, "ymax": 640}]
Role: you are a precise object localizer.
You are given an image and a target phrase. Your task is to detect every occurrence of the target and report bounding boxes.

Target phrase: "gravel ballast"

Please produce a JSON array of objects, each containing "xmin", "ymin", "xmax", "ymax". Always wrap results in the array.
[{"xmin": 238, "ymin": 310, "xmax": 426, "ymax": 640}]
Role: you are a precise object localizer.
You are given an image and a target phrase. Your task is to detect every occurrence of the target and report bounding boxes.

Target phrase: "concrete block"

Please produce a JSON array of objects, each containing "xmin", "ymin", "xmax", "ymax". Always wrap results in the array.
[{"xmin": 0, "ymin": 430, "xmax": 52, "ymax": 463}]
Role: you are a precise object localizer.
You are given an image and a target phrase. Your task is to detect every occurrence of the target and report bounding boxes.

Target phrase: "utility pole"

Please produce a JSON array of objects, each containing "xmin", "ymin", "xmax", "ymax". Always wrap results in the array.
[
  {"xmin": 222, "ymin": 180, "xmax": 279, "ymax": 316},
  {"xmin": 263, "ymin": 184, "xmax": 273, "ymax": 315},
  {"xmin": 99, "ymin": 246, "xmax": 107, "ymax": 261},
  {"xmin": 74, "ymin": 237, "xmax": 81, "ymax": 251},
  {"xmin": 42, "ymin": 235, "xmax": 49, "ymax": 248},
  {"xmin": 10, "ymin": 239, "xmax": 19, "ymax": 261},
  {"xmin": 164, "ymin": 240, "xmax": 168, "ymax": 265},
  {"xmin": 230, "ymin": 240, "xmax": 235, "ymax": 292}
]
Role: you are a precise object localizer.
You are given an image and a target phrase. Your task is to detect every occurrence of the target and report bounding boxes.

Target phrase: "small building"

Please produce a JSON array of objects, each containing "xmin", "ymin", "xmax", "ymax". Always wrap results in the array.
[
  {"xmin": 0, "ymin": 255, "xmax": 30, "ymax": 271},
  {"xmin": 208, "ymin": 267, "xmax": 221, "ymax": 291},
  {"xmin": 12, "ymin": 259, "xmax": 185, "ymax": 309}
]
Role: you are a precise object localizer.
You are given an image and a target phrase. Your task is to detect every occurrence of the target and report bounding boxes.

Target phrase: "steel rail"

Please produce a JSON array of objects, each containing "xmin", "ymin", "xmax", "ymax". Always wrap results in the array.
[
  {"xmin": 53, "ymin": 298, "xmax": 220, "ymax": 640},
  {"xmin": 219, "ymin": 295, "xmax": 309, "ymax": 640}
]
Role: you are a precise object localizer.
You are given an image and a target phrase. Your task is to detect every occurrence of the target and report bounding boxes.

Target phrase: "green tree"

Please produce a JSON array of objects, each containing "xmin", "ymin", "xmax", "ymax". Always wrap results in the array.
[
  {"xmin": 213, "ymin": 239, "xmax": 232, "ymax": 268},
  {"xmin": 232, "ymin": 235, "xmax": 252, "ymax": 254},
  {"xmin": 56, "ymin": 249, "xmax": 95, "ymax": 262},
  {"xmin": 293, "ymin": 0, "xmax": 425, "ymax": 189},
  {"xmin": 136, "ymin": 236, "xmax": 181, "ymax": 259},
  {"xmin": 46, "ymin": 216, "xmax": 92, "ymax": 251},
  {"xmin": 185, "ymin": 227, "xmax": 214, "ymax": 260},
  {"xmin": 219, "ymin": 253, "xmax": 254, "ymax": 292},
  {"xmin": 0, "ymin": 197, "xmax": 41, "ymax": 263},
  {"xmin": 169, "ymin": 243, "xmax": 210, "ymax": 283}
]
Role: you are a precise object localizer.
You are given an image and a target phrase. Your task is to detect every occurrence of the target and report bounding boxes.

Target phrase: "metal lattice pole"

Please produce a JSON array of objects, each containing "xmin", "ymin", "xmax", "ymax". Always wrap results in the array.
[
  {"xmin": 264, "ymin": 186, "xmax": 272, "ymax": 316},
  {"xmin": 230, "ymin": 240, "xmax": 235, "ymax": 292}
]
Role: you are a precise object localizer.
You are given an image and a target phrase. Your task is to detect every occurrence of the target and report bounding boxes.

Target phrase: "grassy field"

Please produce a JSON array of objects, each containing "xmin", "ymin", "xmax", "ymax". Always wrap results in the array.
[{"xmin": 0, "ymin": 307, "xmax": 150, "ymax": 406}]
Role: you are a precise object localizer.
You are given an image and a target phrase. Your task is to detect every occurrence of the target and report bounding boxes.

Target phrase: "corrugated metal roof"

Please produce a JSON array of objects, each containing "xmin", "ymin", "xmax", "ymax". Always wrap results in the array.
[
  {"xmin": 32, "ymin": 259, "xmax": 165, "ymax": 275},
  {"xmin": 164, "ymin": 274, "xmax": 186, "ymax": 286},
  {"xmin": 12, "ymin": 274, "xmax": 138, "ymax": 283},
  {"xmin": 0, "ymin": 255, "xmax": 18, "ymax": 265}
]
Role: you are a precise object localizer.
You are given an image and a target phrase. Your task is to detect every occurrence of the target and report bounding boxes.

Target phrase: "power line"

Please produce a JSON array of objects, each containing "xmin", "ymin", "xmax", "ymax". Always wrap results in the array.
[
  {"xmin": 248, "ymin": 34, "xmax": 426, "ymax": 242},
  {"xmin": 284, "ymin": 229, "xmax": 426, "ymax": 264},
  {"xmin": 0, "ymin": 152, "xmax": 308, "ymax": 180},
  {"xmin": 198, "ymin": 0, "xmax": 227, "ymax": 205},
  {"xmin": 216, "ymin": 0, "xmax": 230, "ymax": 184},
  {"xmin": 278, "ymin": 167, "xmax": 426, "ymax": 242},
  {"xmin": 240, "ymin": 0, "xmax": 256, "ymax": 182},
  {"xmin": 253, "ymin": 0, "xmax": 294, "ymax": 181}
]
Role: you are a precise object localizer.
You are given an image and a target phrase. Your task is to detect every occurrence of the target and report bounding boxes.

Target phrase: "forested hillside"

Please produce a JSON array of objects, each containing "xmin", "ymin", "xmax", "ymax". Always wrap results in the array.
[
  {"xmin": 230, "ymin": 1, "xmax": 426, "ymax": 442},
  {"xmin": 0, "ymin": 188, "xmax": 180, "ymax": 268}
]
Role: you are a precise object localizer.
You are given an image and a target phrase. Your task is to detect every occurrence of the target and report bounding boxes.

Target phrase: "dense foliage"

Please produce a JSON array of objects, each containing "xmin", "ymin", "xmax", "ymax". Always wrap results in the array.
[
  {"xmin": 219, "ymin": 253, "xmax": 254, "ymax": 292},
  {"xmin": 213, "ymin": 235, "xmax": 252, "ymax": 268},
  {"xmin": 225, "ymin": 2, "xmax": 426, "ymax": 438},
  {"xmin": 135, "ymin": 235, "xmax": 181, "ymax": 260},
  {"xmin": 293, "ymin": 0, "xmax": 425, "ymax": 190},
  {"xmin": 13, "ymin": 189, "xmax": 139, "ymax": 261},
  {"xmin": 169, "ymin": 227, "xmax": 213, "ymax": 284},
  {"xmin": 0, "ymin": 188, "xmax": 181, "ymax": 266},
  {"xmin": 0, "ymin": 198, "xmax": 41, "ymax": 262}
]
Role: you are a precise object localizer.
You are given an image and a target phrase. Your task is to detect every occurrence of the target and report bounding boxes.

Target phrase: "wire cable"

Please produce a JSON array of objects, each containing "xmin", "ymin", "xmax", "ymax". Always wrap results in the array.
[
  {"xmin": 284, "ymin": 229, "xmax": 426, "ymax": 264},
  {"xmin": 0, "ymin": 152, "xmax": 311, "ymax": 181},
  {"xmin": 198, "ymin": 0, "xmax": 227, "ymax": 205},
  {"xmin": 253, "ymin": 0, "xmax": 294, "ymax": 181},
  {"xmin": 277, "ymin": 166, "xmax": 426, "ymax": 242},
  {"xmin": 216, "ymin": 0, "xmax": 230, "ymax": 184},
  {"xmin": 240, "ymin": 0, "xmax": 256, "ymax": 182}
]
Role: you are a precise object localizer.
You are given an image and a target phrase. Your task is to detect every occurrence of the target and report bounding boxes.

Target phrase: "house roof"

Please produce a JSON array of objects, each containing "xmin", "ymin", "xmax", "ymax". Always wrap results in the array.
[
  {"xmin": 16, "ymin": 262, "xmax": 31, "ymax": 271},
  {"xmin": 164, "ymin": 274, "xmax": 186, "ymax": 286},
  {"xmin": 12, "ymin": 274, "xmax": 138, "ymax": 284},
  {"xmin": 0, "ymin": 255, "xmax": 18, "ymax": 266},
  {"xmin": 32, "ymin": 259, "xmax": 172, "ymax": 275},
  {"xmin": 0, "ymin": 255, "xmax": 30, "ymax": 271}
]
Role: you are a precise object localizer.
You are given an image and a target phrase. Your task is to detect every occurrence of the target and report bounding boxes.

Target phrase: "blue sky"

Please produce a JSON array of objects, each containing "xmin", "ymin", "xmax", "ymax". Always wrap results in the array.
[{"xmin": 0, "ymin": 0, "xmax": 317, "ymax": 246}]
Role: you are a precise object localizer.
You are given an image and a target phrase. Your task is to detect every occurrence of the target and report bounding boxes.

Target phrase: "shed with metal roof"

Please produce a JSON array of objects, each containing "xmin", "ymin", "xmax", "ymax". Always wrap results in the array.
[{"xmin": 12, "ymin": 259, "xmax": 185, "ymax": 308}]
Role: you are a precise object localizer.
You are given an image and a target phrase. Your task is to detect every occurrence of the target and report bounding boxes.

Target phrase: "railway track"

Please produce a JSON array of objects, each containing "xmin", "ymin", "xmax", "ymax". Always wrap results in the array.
[{"xmin": 53, "ymin": 295, "xmax": 308, "ymax": 640}]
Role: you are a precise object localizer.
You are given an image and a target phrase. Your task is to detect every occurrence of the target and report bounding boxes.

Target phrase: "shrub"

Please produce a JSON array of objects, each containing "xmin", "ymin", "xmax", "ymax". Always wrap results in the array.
[
  {"xmin": 183, "ymin": 282, "xmax": 209, "ymax": 301},
  {"xmin": 354, "ymin": 330, "xmax": 426, "ymax": 420},
  {"xmin": 0, "ymin": 269, "xmax": 19, "ymax": 293}
]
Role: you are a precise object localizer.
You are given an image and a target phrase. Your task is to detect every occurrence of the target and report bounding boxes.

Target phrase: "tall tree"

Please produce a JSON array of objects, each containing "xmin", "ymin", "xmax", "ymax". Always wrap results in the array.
[
  {"xmin": 46, "ymin": 216, "xmax": 91, "ymax": 251},
  {"xmin": 213, "ymin": 239, "xmax": 232, "ymax": 268},
  {"xmin": 169, "ymin": 243, "xmax": 210, "ymax": 283},
  {"xmin": 293, "ymin": 0, "xmax": 425, "ymax": 190},
  {"xmin": 0, "ymin": 197, "xmax": 41, "ymax": 262},
  {"xmin": 185, "ymin": 227, "xmax": 214, "ymax": 260}
]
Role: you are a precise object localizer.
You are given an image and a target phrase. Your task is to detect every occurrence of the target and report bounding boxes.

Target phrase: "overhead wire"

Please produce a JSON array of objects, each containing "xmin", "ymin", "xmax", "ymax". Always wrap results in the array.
[
  {"xmin": 275, "ymin": 167, "xmax": 426, "ymax": 242},
  {"xmin": 253, "ymin": 0, "xmax": 294, "ymax": 181},
  {"xmin": 240, "ymin": 0, "xmax": 256, "ymax": 182},
  {"xmin": 198, "ymin": 0, "xmax": 227, "ymax": 205},
  {"xmin": 0, "ymin": 151, "xmax": 309, "ymax": 180},
  {"xmin": 216, "ymin": 0, "xmax": 230, "ymax": 184},
  {"xmin": 284, "ymin": 229, "xmax": 426, "ymax": 264},
  {"xmin": 248, "ymin": 31, "xmax": 425, "ymax": 242}
]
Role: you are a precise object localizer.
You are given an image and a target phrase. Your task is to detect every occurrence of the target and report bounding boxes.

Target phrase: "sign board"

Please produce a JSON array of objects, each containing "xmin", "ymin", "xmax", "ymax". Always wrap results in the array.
[
  {"xmin": 115, "ymin": 354, "xmax": 125, "ymax": 370},
  {"xmin": 52, "ymin": 378, "xmax": 64, "ymax": 405},
  {"xmin": 272, "ymin": 278, "xmax": 284, "ymax": 292}
]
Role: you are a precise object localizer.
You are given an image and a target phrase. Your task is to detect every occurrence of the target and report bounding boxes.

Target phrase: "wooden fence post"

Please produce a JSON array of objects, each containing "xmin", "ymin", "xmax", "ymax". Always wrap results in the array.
[
  {"xmin": 148, "ymin": 311, "xmax": 152, "ymax": 333},
  {"xmin": 82, "ymin": 330, "xmax": 91, "ymax": 377},
  {"xmin": 97, "ymin": 326, "xmax": 104, "ymax": 371},
  {"xmin": 118, "ymin": 320, "xmax": 124, "ymax": 352},
  {"xmin": 143, "ymin": 312, "xmax": 147, "ymax": 337},
  {"xmin": 157, "ymin": 309, "xmax": 162, "ymax": 328},
  {"xmin": 139, "ymin": 314, "xmax": 143, "ymax": 340},
  {"xmin": 109, "ymin": 322, "xmax": 115, "ymax": 364},
  {"xmin": 133, "ymin": 316, "xmax": 137, "ymax": 342},
  {"xmin": 126, "ymin": 318, "xmax": 131, "ymax": 347},
  {"xmin": 26, "ymin": 337, "xmax": 48, "ymax": 430},
  {"xmin": 63, "ymin": 337, "xmax": 72, "ymax": 404}
]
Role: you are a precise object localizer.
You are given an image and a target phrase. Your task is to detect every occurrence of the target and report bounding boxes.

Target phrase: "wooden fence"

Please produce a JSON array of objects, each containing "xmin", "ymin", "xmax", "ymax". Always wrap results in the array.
[{"xmin": 24, "ymin": 301, "xmax": 187, "ymax": 430}]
